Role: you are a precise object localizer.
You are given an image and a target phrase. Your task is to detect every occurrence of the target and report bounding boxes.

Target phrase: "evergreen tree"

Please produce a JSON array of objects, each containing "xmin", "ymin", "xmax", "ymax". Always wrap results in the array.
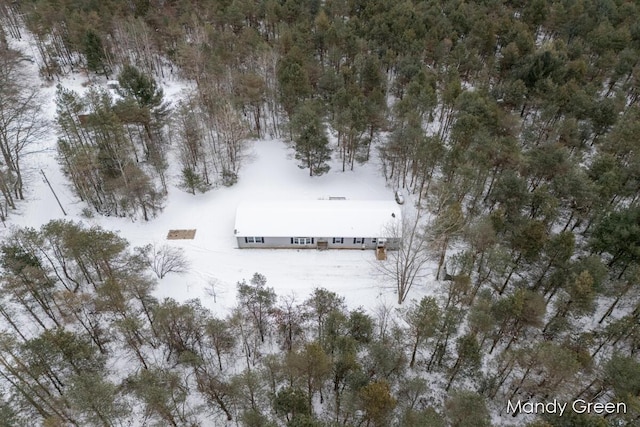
[
  {"xmin": 290, "ymin": 100, "xmax": 331, "ymax": 176},
  {"xmin": 237, "ymin": 273, "xmax": 277, "ymax": 343},
  {"xmin": 83, "ymin": 30, "xmax": 107, "ymax": 75},
  {"xmin": 403, "ymin": 296, "xmax": 440, "ymax": 368},
  {"xmin": 117, "ymin": 64, "xmax": 164, "ymax": 109},
  {"xmin": 445, "ymin": 390, "xmax": 491, "ymax": 427}
]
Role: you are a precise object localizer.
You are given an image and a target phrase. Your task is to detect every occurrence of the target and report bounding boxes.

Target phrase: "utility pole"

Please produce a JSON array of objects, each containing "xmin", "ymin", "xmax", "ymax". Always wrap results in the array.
[{"xmin": 41, "ymin": 169, "xmax": 67, "ymax": 216}]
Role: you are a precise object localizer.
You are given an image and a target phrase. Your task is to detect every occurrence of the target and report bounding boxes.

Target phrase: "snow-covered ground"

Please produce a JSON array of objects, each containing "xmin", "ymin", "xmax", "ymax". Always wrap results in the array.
[
  {"xmin": 6, "ymin": 32, "xmax": 439, "ymax": 317},
  {"xmin": 17, "ymin": 136, "xmax": 437, "ymax": 316}
]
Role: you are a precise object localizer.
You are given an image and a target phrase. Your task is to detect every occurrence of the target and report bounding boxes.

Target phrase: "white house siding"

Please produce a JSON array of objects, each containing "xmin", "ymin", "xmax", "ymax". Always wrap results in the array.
[
  {"xmin": 236, "ymin": 236, "xmax": 401, "ymax": 249},
  {"xmin": 237, "ymin": 237, "xmax": 292, "ymax": 249}
]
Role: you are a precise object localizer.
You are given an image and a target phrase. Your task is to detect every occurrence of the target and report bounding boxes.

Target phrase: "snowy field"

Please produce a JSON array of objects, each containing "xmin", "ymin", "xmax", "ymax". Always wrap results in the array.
[{"xmin": 5, "ymin": 33, "xmax": 438, "ymax": 316}]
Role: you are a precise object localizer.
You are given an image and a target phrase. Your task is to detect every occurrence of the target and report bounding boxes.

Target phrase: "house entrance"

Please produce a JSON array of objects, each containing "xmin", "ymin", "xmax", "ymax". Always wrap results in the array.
[
  {"xmin": 375, "ymin": 238, "xmax": 387, "ymax": 260},
  {"xmin": 317, "ymin": 239, "xmax": 328, "ymax": 250}
]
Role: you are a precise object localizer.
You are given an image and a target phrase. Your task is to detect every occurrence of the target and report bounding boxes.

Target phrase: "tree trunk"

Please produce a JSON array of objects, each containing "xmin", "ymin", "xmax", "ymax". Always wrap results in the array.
[
  {"xmin": 409, "ymin": 334, "xmax": 420, "ymax": 368},
  {"xmin": 445, "ymin": 358, "xmax": 461, "ymax": 391},
  {"xmin": 599, "ymin": 281, "xmax": 633, "ymax": 324}
]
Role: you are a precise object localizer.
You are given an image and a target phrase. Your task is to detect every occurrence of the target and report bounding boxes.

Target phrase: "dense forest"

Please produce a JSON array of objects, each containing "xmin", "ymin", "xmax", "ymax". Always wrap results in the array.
[{"xmin": 0, "ymin": 0, "xmax": 639, "ymax": 426}]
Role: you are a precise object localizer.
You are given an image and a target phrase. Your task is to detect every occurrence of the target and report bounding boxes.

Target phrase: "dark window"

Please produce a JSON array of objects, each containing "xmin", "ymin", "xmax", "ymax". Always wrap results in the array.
[
  {"xmin": 245, "ymin": 237, "xmax": 264, "ymax": 243},
  {"xmin": 354, "ymin": 238, "xmax": 364, "ymax": 244},
  {"xmin": 333, "ymin": 238, "xmax": 344, "ymax": 244}
]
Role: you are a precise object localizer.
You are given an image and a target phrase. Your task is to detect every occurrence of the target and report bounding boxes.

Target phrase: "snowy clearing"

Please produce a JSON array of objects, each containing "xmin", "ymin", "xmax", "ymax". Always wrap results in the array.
[
  {"xmin": 15, "ymin": 135, "xmax": 440, "ymax": 315},
  {"xmin": 4, "ymin": 45, "xmax": 440, "ymax": 316}
]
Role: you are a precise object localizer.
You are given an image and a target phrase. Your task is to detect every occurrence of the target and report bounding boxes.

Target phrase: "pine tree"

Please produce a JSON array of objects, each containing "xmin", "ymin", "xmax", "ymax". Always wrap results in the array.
[
  {"xmin": 290, "ymin": 100, "xmax": 331, "ymax": 176},
  {"xmin": 180, "ymin": 167, "xmax": 207, "ymax": 195},
  {"xmin": 117, "ymin": 65, "xmax": 163, "ymax": 109},
  {"xmin": 83, "ymin": 30, "xmax": 108, "ymax": 75}
]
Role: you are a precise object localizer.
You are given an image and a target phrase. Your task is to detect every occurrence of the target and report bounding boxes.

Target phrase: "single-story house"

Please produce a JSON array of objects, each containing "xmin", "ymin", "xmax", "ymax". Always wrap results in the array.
[{"xmin": 234, "ymin": 200, "xmax": 402, "ymax": 250}]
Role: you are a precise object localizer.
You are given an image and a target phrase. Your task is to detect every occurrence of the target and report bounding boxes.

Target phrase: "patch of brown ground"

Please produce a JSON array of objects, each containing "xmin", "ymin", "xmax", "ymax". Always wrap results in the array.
[{"xmin": 167, "ymin": 229, "xmax": 196, "ymax": 240}]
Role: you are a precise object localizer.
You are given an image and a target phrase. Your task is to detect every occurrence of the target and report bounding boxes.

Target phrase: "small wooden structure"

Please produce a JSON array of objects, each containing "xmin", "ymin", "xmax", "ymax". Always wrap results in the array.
[
  {"xmin": 167, "ymin": 229, "xmax": 196, "ymax": 240},
  {"xmin": 376, "ymin": 247, "xmax": 387, "ymax": 260}
]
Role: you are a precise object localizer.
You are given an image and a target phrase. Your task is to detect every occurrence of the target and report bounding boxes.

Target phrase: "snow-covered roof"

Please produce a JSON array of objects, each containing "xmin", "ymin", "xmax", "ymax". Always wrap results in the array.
[{"xmin": 234, "ymin": 200, "xmax": 402, "ymax": 238}]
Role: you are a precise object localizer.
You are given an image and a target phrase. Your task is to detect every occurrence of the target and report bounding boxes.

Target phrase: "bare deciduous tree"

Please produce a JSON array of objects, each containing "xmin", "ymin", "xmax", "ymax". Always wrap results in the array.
[
  {"xmin": 0, "ymin": 45, "xmax": 48, "ymax": 210},
  {"xmin": 378, "ymin": 210, "xmax": 431, "ymax": 304},
  {"xmin": 174, "ymin": 89, "xmax": 250, "ymax": 190},
  {"xmin": 146, "ymin": 243, "xmax": 190, "ymax": 279}
]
